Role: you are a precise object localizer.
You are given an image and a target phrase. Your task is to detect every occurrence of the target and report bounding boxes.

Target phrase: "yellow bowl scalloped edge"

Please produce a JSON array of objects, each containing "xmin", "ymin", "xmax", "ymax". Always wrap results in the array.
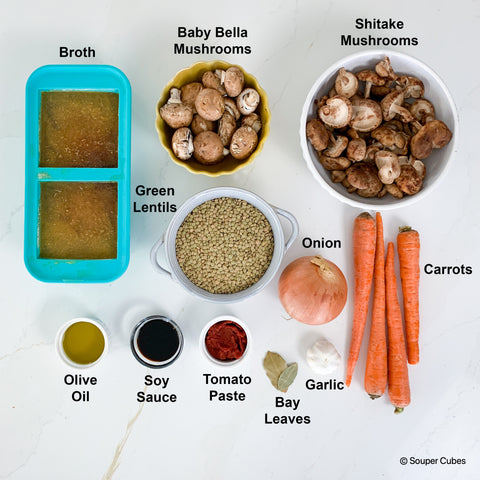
[{"xmin": 155, "ymin": 60, "xmax": 271, "ymax": 177}]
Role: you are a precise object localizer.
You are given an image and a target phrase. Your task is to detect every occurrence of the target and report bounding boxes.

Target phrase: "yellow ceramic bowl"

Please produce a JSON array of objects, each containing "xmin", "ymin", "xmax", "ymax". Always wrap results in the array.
[{"xmin": 156, "ymin": 61, "xmax": 270, "ymax": 177}]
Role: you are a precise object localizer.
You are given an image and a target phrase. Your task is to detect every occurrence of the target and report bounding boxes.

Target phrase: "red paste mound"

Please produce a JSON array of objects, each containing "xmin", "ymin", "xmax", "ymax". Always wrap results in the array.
[{"xmin": 205, "ymin": 320, "xmax": 248, "ymax": 362}]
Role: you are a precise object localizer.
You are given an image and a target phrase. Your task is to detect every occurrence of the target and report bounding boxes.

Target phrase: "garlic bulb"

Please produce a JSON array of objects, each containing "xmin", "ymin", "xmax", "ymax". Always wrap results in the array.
[{"xmin": 306, "ymin": 338, "xmax": 341, "ymax": 375}]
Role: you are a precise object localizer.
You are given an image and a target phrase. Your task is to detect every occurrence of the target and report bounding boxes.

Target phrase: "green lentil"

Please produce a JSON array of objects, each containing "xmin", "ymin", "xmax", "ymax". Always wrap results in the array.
[{"xmin": 175, "ymin": 197, "xmax": 274, "ymax": 294}]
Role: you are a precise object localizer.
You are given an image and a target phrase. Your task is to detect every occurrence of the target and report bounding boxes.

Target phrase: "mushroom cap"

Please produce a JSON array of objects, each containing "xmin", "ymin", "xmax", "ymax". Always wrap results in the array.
[
  {"xmin": 346, "ymin": 163, "xmax": 382, "ymax": 192},
  {"xmin": 375, "ymin": 56, "xmax": 398, "ymax": 81},
  {"xmin": 202, "ymin": 71, "xmax": 226, "ymax": 95},
  {"xmin": 410, "ymin": 99, "xmax": 435, "ymax": 123},
  {"xmin": 193, "ymin": 131, "xmax": 225, "ymax": 165},
  {"xmin": 375, "ymin": 150, "xmax": 401, "ymax": 184},
  {"xmin": 356, "ymin": 70, "xmax": 386, "ymax": 86},
  {"xmin": 180, "ymin": 82, "xmax": 203, "ymax": 111},
  {"xmin": 195, "ymin": 88, "xmax": 225, "ymax": 122},
  {"xmin": 380, "ymin": 90, "xmax": 413, "ymax": 122},
  {"xmin": 349, "ymin": 98, "xmax": 382, "ymax": 132},
  {"xmin": 318, "ymin": 95, "xmax": 353, "ymax": 128},
  {"xmin": 171, "ymin": 127, "xmax": 194, "ymax": 161},
  {"xmin": 410, "ymin": 120, "xmax": 452, "ymax": 159},
  {"xmin": 159, "ymin": 102, "xmax": 193, "ymax": 129},
  {"xmin": 224, "ymin": 97, "xmax": 241, "ymax": 121},
  {"xmin": 334, "ymin": 68, "xmax": 359, "ymax": 98},
  {"xmin": 306, "ymin": 119, "xmax": 329, "ymax": 152},
  {"xmin": 230, "ymin": 125, "xmax": 258, "ymax": 160},
  {"xmin": 346, "ymin": 137, "xmax": 367, "ymax": 162},
  {"xmin": 319, "ymin": 155, "xmax": 351, "ymax": 171},
  {"xmin": 191, "ymin": 114, "xmax": 216, "ymax": 136},
  {"xmin": 218, "ymin": 111, "xmax": 237, "ymax": 147},
  {"xmin": 224, "ymin": 67, "xmax": 245, "ymax": 97},
  {"xmin": 371, "ymin": 125, "xmax": 408, "ymax": 149},
  {"xmin": 397, "ymin": 76, "xmax": 425, "ymax": 99},
  {"xmin": 237, "ymin": 88, "xmax": 261, "ymax": 115},
  {"xmin": 395, "ymin": 164, "xmax": 423, "ymax": 195},
  {"xmin": 324, "ymin": 135, "xmax": 349, "ymax": 158},
  {"xmin": 242, "ymin": 113, "xmax": 262, "ymax": 133}
]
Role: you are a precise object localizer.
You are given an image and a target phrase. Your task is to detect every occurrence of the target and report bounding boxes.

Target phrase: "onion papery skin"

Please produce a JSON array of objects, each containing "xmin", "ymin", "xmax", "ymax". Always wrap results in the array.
[{"xmin": 278, "ymin": 255, "xmax": 348, "ymax": 325}]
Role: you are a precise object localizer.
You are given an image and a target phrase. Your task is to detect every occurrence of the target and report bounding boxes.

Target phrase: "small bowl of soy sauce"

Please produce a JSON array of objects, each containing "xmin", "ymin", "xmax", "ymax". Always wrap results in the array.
[{"xmin": 130, "ymin": 315, "xmax": 184, "ymax": 368}]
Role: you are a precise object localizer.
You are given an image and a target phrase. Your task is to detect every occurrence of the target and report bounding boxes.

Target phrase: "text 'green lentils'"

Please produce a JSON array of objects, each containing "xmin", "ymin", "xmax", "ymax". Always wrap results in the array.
[{"xmin": 175, "ymin": 197, "xmax": 275, "ymax": 294}]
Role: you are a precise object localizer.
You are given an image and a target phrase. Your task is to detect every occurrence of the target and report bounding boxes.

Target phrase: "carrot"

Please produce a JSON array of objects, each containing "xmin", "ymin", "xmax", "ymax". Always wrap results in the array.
[
  {"xmin": 385, "ymin": 242, "xmax": 411, "ymax": 414},
  {"xmin": 364, "ymin": 212, "xmax": 387, "ymax": 399},
  {"xmin": 397, "ymin": 226, "xmax": 421, "ymax": 365},
  {"xmin": 346, "ymin": 212, "xmax": 376, "ymax": 387}
]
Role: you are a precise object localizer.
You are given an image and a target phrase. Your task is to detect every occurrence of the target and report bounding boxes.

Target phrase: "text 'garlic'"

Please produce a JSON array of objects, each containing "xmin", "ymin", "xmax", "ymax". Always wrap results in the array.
[{"xmin": 306, "ymin": 338, "xmax": 341, "ymax": 375}]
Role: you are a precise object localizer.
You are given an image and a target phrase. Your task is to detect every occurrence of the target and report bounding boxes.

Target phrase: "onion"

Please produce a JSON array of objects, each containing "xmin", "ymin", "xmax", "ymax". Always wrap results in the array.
[{"xmin": 278, "ymin": 255, "xmax": 347, "ymax": 325}]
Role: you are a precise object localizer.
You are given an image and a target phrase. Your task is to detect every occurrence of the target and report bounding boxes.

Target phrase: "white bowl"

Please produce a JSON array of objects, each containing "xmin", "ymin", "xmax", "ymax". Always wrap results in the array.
[
  {"xmin": 200, "ymin": 315, "xmax": 251, "ymax": 366},
  {"xmin": 299, "ymin": 50, "xmax": 459, "ymax": 210},
  {"xmin": 55, "ymin": 317, "xmax": 108, "ymax": 369},
  {"xmin": 150, "ymin": 187, "xmax": 298, "ymax": 303}
]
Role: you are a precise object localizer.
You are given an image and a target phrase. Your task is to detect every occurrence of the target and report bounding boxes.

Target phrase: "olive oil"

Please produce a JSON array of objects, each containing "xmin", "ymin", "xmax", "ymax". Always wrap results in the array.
[{"xmin": 62, "ymin": 321, "xmax": 106, "ymax": 365}]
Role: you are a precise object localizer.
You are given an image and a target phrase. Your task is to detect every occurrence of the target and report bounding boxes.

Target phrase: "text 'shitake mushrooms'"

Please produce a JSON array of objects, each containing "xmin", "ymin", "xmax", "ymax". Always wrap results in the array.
[
  {"xmin": 159, "ymin": 88, "xmax": 193, "ymax": 129},
  {"xmin": 195, "ymin": 88, "xmax": 225, "ymax": 121},
  {"xmin": 230, "ymin": 125, "xmax": 258, "ymax": 160},
  {"xmin": 193, "ymin": 131, "xmax": 226, "ymax": 165},
  {"xmin": 318, "ymin": 95, "xmax": 353, "ymax": 128},
  {"xmin": 237, "ymin": 88, "xmax": 261, "ymax": 115},
  {"xmin": 172, "ymin": 127, "xmax": 194, "ymax": 161}
]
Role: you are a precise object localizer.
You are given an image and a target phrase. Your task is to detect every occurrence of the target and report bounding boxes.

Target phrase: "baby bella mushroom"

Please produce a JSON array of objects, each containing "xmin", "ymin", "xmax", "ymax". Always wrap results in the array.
[
  {"xmin": 237, "ymin": 88, "xmax": 261, "ymax": 115},
  {"xmin": 195, "ymin": 88, "xmax": 225, "ymax": 121},
  {"xmin": 193, "ymin": 131, "xmax": 226, "ymax": 165},
  {"xmin": 230, "ymin": 125, "xmax": 258, "ymax": 160},
  {"xmin": 159, "ymin": 88, "xmax": 193, "ymax": 129},
  {"xmin": 224, "ymin": 66, "xmax": 245, "ymax": 97},
  {"xmin": 172, "ymin": 127, "xmax": 194, "ymax": 161}
]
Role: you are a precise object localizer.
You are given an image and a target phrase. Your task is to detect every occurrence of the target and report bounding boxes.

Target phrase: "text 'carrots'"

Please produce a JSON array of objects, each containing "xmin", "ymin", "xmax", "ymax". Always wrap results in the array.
[
  {"xmin": 397, "ymin": 226, "xmax": 421, "ymax": 365},
  {"xmin": 385, "ymin": 242, "xmax": 411, "ymax": 414},
  {"xmin": 364, "ymin": 212, "xmax": 387, "ymax": 399},
  {"xmin": 346, "ymin": 212, "xmax": 376, "ymax": 388}
]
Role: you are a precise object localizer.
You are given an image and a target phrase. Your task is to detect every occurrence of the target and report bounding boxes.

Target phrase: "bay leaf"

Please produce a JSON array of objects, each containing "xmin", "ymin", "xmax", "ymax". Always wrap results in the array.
[
  {"xmin": 277, "ymin": 362, "xmax": 298, "ymax": 392},
  {"xmin": 263, "ymin": 351, "xmax": 287, "ymax": 389}
]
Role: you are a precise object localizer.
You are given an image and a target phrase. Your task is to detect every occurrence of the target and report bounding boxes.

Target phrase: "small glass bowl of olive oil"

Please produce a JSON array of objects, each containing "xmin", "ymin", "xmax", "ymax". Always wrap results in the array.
[{"xmin": 56, "ymin": 318, "xmax": 108, "ymax": 368}]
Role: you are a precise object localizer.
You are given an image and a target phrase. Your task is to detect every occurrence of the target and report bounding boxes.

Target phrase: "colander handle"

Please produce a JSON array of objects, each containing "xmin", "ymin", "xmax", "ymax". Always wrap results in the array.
[
  {"xmin": 273, "ymin": 207, "xmax": 299, "ymax": 252},
  {"xmin": 150, "ymin": 235, "xmax": 173, "ymax": 279}
]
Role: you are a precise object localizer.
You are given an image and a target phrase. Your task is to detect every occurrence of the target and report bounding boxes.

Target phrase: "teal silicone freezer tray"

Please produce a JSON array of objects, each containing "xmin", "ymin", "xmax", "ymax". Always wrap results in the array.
[{"xmin": 24, "ymin": 65, "xmax": 131, "ymax": 283}]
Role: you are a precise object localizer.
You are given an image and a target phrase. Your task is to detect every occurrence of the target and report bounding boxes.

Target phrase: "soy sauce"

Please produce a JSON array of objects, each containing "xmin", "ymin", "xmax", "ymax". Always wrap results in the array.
[{"xmin": 131, "ymin": 316, "xmax": 183, "ymax": 368}]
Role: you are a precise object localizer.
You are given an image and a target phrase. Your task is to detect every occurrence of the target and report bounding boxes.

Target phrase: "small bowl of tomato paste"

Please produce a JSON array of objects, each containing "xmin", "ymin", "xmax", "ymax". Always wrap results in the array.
[{"xmin": 200, "ymin": 315, "xmax": 250, "ymax": 366}]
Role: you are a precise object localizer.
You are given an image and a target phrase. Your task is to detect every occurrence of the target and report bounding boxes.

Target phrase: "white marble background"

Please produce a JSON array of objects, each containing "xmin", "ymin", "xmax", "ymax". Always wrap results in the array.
[{"xmin": 1, "ymin": 0, "xmax": 479, "ymax": 479}]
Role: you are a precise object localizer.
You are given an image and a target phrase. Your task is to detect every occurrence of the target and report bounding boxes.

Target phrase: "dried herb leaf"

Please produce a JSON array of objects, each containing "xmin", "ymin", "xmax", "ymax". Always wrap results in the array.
[
  {"xmin": 263, "ymin": 351, "xmax": 287, "ymax": 389},
  {"xmin": 277, "ymin": 362, "xmax": 298, "ymax": 392}
]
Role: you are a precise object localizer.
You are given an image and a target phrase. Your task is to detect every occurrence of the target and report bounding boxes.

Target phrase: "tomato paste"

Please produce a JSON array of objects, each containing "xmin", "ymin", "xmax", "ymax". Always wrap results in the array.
[{"xmin": 205, "ymin": 320, "xmax": 247, "ymax": 362}]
